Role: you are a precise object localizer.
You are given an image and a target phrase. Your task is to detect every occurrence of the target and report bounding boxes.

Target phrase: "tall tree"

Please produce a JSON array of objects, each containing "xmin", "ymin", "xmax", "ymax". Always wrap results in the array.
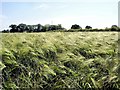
[
  {"xmin": 27, "ymin": 25, "xmax": 34, "ymax": 32},
  {"xmin": 44, "ymin": 24, "xmax": 50, "ymax": 31},
  {"xmin": 37, "ymin": 24, "xmax": 42, "ymax": 32},
  {"xmin": 71, "ymin": 24, "xmax": 82, "ymax": 29},
  {"xmin": 9, "ymin": 24, "xmax": 18, "ymax": 32},
  {"xmin": 111, "ymin": 25, "xmax": 119, "ymax": 31},
  {"xmin": 57, "ymin": 24, "xmax": 62, "ymax": 29},
  {"xmin": 85, "ymin": 26, "xmax": 92, "ymax": 29},
  {"xmin": 18, "ymin": 23, "xmax": 27, "ymax": 32}
]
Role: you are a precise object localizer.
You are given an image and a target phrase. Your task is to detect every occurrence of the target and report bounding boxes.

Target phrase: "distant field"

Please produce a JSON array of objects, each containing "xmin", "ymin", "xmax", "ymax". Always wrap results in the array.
[{"xmin": 0, "ymin": 32, "xmax": 120, "ymax": 89}]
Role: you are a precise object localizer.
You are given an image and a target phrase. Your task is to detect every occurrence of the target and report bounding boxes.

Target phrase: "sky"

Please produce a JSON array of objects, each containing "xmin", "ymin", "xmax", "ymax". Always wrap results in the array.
[{"xmin": 0, "ymin": 0, "xmax": 119, "ymax": 30}]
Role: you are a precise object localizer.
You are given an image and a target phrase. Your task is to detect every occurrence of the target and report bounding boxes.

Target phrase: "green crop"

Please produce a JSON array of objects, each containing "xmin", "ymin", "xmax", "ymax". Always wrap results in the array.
[{"xmin": 0, "ymin": 32, "xmax": 120, "ymax": 89}]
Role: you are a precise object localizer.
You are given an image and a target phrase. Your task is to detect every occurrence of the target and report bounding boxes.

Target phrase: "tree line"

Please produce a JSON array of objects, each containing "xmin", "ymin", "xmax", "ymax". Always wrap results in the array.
[
  {"xmin": 1, "ymin": 23, "xmax": 120, "ymax": 33},
  {"xmin": 2, "ymin": 23, "xmax": 64, "ymax": 33}
]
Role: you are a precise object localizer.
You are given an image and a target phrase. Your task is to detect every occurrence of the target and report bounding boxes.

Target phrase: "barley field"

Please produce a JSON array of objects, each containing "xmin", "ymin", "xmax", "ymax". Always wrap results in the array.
[{"xmin": 0, "ymin": 32, "xmax": 120, "ymax": 89}]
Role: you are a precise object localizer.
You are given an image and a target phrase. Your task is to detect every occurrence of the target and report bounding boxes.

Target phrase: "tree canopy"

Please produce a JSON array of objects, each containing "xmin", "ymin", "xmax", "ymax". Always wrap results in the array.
[{"xmin": 1, "ymin": 23, "xmax": 120, "ymax": 33}]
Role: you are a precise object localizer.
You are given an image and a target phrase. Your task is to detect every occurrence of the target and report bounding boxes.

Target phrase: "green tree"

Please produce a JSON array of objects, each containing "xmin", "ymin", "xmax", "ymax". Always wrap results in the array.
[
  {"xmin": 44, "ymin": 24, "xmax": 50, "ymax": 31},
  {"xmin": 18, "ymin": 23, "xmax": 27, "ymax": 32},
  {"xmin": 37, "ymin": 24, "xmax": 42, "ymax": 32},
  {"xmin": 71, "ymin": 24, "xmax": 82, "ymax": 29},
  {"xmin": 85, "ymin": 26, "xmax": 92, "ymax": 29},
  {"xmin": 9, "ymin": 24, "xmax": 18, "ymax": 32},
  {"xmin": 111, "ymin": 25, "xmax": 119, "ymax": 31},
  {"xmin": 27, "ymin": 25, "xmax": 34, "ymax": 32},
  {"xmin": 57, "ymin": 24, "xmax": 62, "ymax": 29}
]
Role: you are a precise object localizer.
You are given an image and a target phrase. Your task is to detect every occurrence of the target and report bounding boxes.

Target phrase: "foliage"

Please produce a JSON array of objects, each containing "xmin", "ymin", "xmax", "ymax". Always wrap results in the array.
[
  {"xmin": 2, "ymin": 23, "xmax": 64, "ymax": 33},
  {"xmin": 1, "ymin": 24, "xmax": 120, "ymax": 33},
  {"xmin": 71, "ymin": 24, "xmax": 82, "ymax": 29},
  {"xmin": 85, "ymin": 26, "xmax": 92, "ymax": 29},
  {"xmin": 1, "ymin": 32, "xmax": 120, "ymax": 89}
]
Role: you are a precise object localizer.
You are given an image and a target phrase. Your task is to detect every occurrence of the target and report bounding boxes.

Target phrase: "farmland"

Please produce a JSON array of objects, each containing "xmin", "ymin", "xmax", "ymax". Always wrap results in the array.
[{"xmin": 0, "ymin": 32, "xmax": 120, "ymax": 89}]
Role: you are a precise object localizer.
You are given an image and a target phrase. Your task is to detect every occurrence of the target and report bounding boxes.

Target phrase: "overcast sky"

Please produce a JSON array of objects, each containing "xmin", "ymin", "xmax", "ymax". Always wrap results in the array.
[{"xmin": 0, "ymin": 0, "xmax": 119, "ymax": 30}]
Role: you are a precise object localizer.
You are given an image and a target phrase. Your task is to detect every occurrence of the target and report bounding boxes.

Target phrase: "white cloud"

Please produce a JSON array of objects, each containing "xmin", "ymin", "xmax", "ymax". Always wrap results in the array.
[
  {"xmin": 34, "ymin": 4, "xmax": 49, "ymax": 10},
  {"xmin": 34, "ymin": 3, "xmax": 68, "ymax": 10},
  {"xmin": 58, "ymin": 5, "xmax": 68, "ymax": 9}
]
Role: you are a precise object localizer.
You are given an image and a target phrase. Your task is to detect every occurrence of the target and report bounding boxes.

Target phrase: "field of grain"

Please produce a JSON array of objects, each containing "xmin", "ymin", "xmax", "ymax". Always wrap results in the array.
[{"xmin": 0, "ymin": 32, "xmax": 120, "ymax": 89}]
